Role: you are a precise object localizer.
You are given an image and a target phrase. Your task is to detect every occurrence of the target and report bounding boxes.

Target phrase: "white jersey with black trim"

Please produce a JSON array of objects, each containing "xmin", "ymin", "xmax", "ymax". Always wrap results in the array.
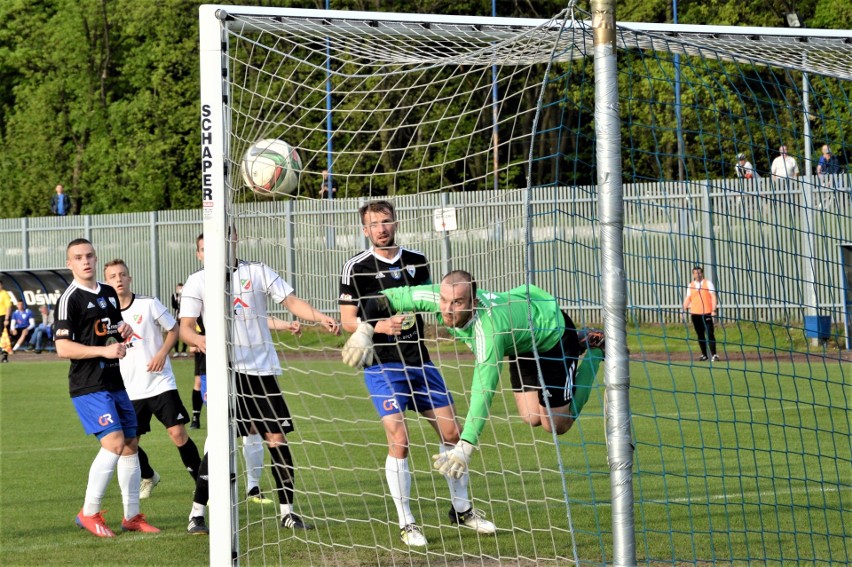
[
  {"xmin": 180, "ymin": 260, "xmax": 294, "ymax": 376},
  {"xmin": 119, "ymin": 294, "xmax": 177, "ymax": 400}
]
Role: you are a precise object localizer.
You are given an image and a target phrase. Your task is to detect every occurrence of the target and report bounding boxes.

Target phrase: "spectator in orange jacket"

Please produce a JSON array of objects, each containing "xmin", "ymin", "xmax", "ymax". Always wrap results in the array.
[{"xmin": 683, "ymin": 266, "xmax": 719, "ymax": 362}]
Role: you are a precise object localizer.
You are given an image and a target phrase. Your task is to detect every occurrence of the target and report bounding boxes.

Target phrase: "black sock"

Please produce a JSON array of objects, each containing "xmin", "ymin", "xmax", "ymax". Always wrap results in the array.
[
  {"xmin": 137, "ymin": 446, "xmax": 155, "ymax": 479},
  {"xmin": 178, "ymin": 437, "xmax": 202, "ymax": 480},
  {"xmin": 192, "ymin": 389, "xmax": 203, "ymax": 414},
  {"xmin": 193, "ymin": 453, "xmax": 209, "ymax": 506},
  {"xmin": 268, "ymin": 443, "xmax": 294, "ymax": 506}
]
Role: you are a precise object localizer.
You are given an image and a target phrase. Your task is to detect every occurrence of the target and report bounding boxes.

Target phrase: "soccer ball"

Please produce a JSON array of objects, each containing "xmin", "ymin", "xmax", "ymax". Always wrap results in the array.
[{"xmin": 240, "ymin": 138, "xmax": 302, "ymax": 195}]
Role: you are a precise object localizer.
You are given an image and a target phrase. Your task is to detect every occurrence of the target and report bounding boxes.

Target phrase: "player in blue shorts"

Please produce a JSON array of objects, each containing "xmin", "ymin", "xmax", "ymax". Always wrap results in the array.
[
  {"xmin": 55, "ymin": 239, "xmax": 160, "ymax": 537},
  {"xmin": 339, "ymin": 200, "xmax": 496, "ymax": 547}
]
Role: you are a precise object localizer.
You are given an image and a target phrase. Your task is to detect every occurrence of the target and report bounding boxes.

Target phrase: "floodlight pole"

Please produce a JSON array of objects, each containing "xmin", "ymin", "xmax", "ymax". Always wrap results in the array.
[
  {"xmin": 674, "ymin": 0, "xmax": 685, "ymax": 181},
  {"xmin": 492, "ymin": 0, "xmax": 499, "ymax": 192},
  {"xmin": 802, "ymin": 54, "xmax": 819, "ymax": 341},
  {"xmin": 591, "ymin": 1, "xmax": 636, "ymax": 565}
]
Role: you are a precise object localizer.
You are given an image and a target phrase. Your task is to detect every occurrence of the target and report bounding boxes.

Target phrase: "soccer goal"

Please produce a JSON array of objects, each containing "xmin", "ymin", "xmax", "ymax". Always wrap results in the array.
[{"xmin": 199, "ymin": 3, "xmax": 850, "ymax": 565}]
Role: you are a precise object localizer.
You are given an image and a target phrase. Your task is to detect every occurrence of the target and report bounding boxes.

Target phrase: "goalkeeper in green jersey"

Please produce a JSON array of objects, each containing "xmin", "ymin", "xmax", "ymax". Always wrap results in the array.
[{"xmin": 341, "ymin": 270, "xmax": 604, "ymax": 479}]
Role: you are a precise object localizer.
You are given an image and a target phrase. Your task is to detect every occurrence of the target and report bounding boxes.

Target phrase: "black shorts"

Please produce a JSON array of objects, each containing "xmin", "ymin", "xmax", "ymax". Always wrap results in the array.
[
  {"xmin": 194, "ymin": 351, "xmax": 206, "ymax": 376},
  {"xmin": 234, "ymin": 372, "xmax": 294, "ymax": 437},
  {"xmin": 132, "ymin": 389, "xmax": 191, "ymax": 436},
  {"xmin": 507, "ymin": 312, "xmax": 580, "ymax": 409}
]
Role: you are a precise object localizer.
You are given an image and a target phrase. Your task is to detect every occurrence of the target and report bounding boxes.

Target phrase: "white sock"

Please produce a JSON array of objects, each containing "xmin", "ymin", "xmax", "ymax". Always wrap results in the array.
[
  {"xmin": 441, "ymin": 444, "xmax": 472, "ymax": 513},
  {"xmin": 242, "ymin": 433, "xmax": 264, "ymax": 491},
  {"xmin": 190, "ymin": 502, "xmax": 206, "ymax": 520},
  {"xmin": 117, "ymin": 453, "xmax": 141, "ymax": 520},
  {"xmin": 83, "ymin": 448, "xmax": 120, "ymax": 516},
  {"xmin": 386, "ymin": 455, "xmax": 415, "ymax": 528},
  {"xmin": 280, "ymin": 503, "xmax": 293, "ymax": 517}
]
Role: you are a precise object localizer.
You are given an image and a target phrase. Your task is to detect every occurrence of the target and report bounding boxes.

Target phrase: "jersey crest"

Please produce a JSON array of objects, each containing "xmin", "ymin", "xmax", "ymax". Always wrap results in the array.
[
  {"xmin": 389, "ymin": 267, "xmax": 402, "ymax": 280},
  {"xmin": 241, "ymin": 278, "xmax": 252, "ymax": 290},
  {"xmin": 132, "ymin": 313, "xmax": 143, "ymax": 324},
  {"xmin": 406, "ymin": 265, "xmax": 416, "ymax": 277}
]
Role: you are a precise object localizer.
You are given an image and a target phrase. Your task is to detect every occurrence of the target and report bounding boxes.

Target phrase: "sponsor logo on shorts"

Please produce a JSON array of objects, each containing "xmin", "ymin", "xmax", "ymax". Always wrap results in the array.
[
  {"xmin": 339, "ymin": 293, "xmax": 352, "ymax": 301},
  {"xmin": 98, "ymin": 413, "xmax": 114, "ymax": 426},
  {"xmin": 382, "ymin": 398, "xmax": 399, "ymax": 411},
  {"xmin": 56, "ymin": 328, "xmax": 70, "ymax": 338}
]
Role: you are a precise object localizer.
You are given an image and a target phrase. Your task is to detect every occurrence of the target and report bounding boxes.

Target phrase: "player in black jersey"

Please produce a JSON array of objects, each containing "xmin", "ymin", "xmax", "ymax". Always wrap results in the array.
[
  {"xmin": 55, "ymin": 239, "xmax": 159, "ymax": 537},
  {"xmin": 339, "ymin": 200, "xmax": 495, "ymax": 547}
]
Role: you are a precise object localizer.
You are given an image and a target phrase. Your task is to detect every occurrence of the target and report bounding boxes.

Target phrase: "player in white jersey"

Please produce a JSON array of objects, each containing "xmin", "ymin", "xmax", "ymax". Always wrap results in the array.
[
  {"xmin": 104, "ymin": 260, "xmax": 202, "ymax": 499},
  {"xmin": 179, "ymin": 232, "xmax": 340, "ymax": 531}
]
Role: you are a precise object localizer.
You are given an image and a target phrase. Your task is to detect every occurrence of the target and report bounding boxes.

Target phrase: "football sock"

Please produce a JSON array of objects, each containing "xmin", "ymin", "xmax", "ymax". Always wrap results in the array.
[
  {"xmin": 242, "ymin": 433, "xmax": 264, "ymax": 491},
  {"xmin": 193, "ymin": 453, "xmax": 209, "ymax": 506},
  {"xmin": 267, "ymin": 443, "xmax": 294, "ymax": 506},
  {"xmin": 192, "ymin": 389, "xmax": 203, "ymax": 414},
  {"xmin": 83, "ymin": 448, "xmax": 120, "ymax": 515},
  {"xmin": 570, "ymin": 349, "xmax": 602, "ymax": 419},
  {"xmin": 386, "ymin": 456, "xmax": 415, "ymax": 528},
  {"xmin": 440, "ymin": 444, "xmax": 472, "ymax": 513},
  {"xmin": 117, "ymin": 453, "xmax": 141, "ymax": 520},
  {"xmin": 190, "ymin": 502, "xmax": 206, "ymax": 520},
  {"xmin": 137, "ymin": 445, "xmax": 155, "ymax": 479},
  {"xmin": 178, "ymin": 437, "xmax": 202, "ymax": 480}
]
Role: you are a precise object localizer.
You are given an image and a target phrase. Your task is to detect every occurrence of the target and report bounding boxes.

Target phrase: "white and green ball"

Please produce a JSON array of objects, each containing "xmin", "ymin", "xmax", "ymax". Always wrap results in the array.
[{"xmin": 240, "ymin": 138, "xmax": 302, "ymax": 195}]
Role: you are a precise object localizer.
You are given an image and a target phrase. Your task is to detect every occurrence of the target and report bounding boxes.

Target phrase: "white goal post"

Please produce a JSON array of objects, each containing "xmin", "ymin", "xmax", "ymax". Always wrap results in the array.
[{"xmin": 199, "ymin": 4, "xmax": 851, "ymax": 566}]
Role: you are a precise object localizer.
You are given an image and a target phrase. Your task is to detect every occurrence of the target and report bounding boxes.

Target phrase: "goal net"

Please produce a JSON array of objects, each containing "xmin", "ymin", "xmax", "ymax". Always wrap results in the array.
[{"xmin": 199, "ymin": 5, "xmax": 850, "ymax": 565}]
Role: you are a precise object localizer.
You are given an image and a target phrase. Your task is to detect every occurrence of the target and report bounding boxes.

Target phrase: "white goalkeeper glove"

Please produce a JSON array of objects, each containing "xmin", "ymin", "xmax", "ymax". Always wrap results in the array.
[
  {"xmin": 432, "ymin": 440, "xmax": 476, "ymax": 479},
  {"xmin": 341, "ymin": 322, "xmax": 375, "ymax": 368}
]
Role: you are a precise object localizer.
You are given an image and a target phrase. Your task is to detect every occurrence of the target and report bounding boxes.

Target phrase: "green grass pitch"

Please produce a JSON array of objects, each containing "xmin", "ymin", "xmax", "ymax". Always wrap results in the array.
[{"xmin": 0, "ymin": 349, "xmax": 847, "ymax": 566}]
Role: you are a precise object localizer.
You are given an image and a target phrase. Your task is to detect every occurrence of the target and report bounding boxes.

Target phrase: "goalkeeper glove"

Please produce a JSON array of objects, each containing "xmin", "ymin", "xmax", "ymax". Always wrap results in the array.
[
  {"xmin": 341, "ymin": 322, "xmax": 375, "ymax": 368},
  {"xmin": 432, "ymin": 440, "xmax": 476, "ymax": 479}
]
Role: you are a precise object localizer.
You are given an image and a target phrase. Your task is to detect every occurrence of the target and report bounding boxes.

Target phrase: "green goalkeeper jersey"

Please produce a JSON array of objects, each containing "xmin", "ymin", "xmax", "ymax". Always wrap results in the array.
[{"xmin": 381, "ymin": 283, "xmax": 564, "ymax": 445}]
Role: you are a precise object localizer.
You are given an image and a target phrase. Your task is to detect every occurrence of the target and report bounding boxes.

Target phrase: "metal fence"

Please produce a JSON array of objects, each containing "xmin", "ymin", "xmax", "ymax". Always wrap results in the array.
[{"xmin": 1, "ymin": 175, "xmax": 848, "ymax": 326}]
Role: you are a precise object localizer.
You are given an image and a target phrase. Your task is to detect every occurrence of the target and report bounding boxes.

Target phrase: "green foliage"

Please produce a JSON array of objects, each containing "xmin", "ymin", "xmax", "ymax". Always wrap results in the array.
[{"xmin": 0, "ymin": 0, "xmax": 849, "ymax": 217}]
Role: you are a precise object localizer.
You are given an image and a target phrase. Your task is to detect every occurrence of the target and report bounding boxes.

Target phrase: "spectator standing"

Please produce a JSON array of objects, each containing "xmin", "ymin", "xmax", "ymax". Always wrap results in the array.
[
  {"xmin": 683, "ymin": 266, "xmax": 720, "ymax": 362},
  {"xmin": 0, "ymin": 281, "xmax": 15, "ymax": 362},
  {"xmin": 735, "ymin": 153, "xmax": 759, "ymax": 179},
  {"xmin": 817, "ymin": 145, "xmax": 841, "ymax": 178},
  {"xmin": 770, "ymin": 145, "xmax": 799, "ymax": 180},
  {"xmin": 28, "ymin": 304, "xmax": 54, "ymax": 353},
  {"xmin": 9, "ymin": 300, "xmax": 35, "ymax": 352},
  {"xmin": 319, "ymin": 169, "xmax": 338, "ymax": 199},
  {"xmin": 50, "ymin": 184, "xmax": 71, "ymax": 216}
]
